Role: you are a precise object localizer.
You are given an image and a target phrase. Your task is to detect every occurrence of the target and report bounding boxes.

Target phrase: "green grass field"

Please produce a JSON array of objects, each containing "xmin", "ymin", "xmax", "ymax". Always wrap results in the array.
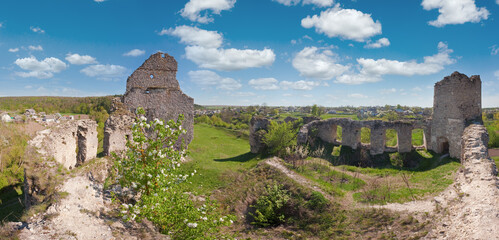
[{"xmin": 181, "ymin": 124, "xmax": 260, "ymax": 194}]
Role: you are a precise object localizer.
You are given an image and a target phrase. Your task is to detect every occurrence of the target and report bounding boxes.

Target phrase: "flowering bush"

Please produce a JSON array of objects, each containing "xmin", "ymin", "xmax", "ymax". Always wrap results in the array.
[{"xmin": 113, "ymin": 107, "xmax": 234, "ymax": 239}]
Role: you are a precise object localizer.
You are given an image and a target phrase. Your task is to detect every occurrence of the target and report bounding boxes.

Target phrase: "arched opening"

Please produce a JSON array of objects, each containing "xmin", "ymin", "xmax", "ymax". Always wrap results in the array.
[
  {"xmin": 150, "ymin": 74, "xmax": 154, "ymax": 79},
  {"xmin": 361, "ymin": 127, "xmax": 371, "ymax": 144},
  {"xmin": 385, "ymin": 129, "xmax": 398, "ymax": 147},
  {"xmin": 336, "ymin": 125, "xmax": 342, "ymax": 143},
  {"xmin": 412, "ymin": 128, "xmax": 424, "ymax": 147}
]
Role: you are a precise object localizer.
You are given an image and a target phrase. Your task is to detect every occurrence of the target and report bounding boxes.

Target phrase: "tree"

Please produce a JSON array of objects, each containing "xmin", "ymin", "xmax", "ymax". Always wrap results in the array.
[
  {"xmin": 114, "ymin": 107, "xmax": 233, "ymax": 239},
  {"xmin": 311, "ymin": 104, "xmax": 322, "ymax": 117},
  {"xmin": 263, "ymin": 121, "xmax": 296, "ymax": 157}
]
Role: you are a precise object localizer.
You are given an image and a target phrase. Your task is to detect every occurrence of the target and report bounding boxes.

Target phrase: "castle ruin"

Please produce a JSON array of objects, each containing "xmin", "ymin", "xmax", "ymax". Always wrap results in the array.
[
  {"xmin": 251, "ymin": 72, "xmax": 482, "ymax": 160},
  {"xmin": 103, "ymin": 52, "xmax": 194, "ymax": 155}
]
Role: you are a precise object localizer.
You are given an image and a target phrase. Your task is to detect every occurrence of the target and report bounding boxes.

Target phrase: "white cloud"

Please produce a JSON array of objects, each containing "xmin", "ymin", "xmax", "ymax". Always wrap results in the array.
[
  {"xmin": 280, "ymin": 80, "xmax": 320, "ymax": 90},
  {"xmin": 497, "ymin": 0, "xmax": 499, "ymax": 5},
  {"xmin": 0, "ymin": 23, "xmax": 3, "ymax": 28},
  {"xmin": 412, "ymin": 87, "xmax": 422, "ymax": 91},
  {"xmin": 94, "ymin": 0, "xmax": 106, "ymax": 2},
  {"xmin": 495, "ymin": 70, "xmax": 499, "ymax": 80},
  {"xmin": 65, "ymin": 53, "xmax": 97, "ymax": 65},
  {"xmin": 167, "ymin": 25, "xmax": 275, "ymax": 71},
  {"xmin": 185, "ymin": 46, "xmax": 275, "ymax": 71},
  {"xmin": 273, "ymin": 0, "xmax": 333, "ymax": 7},
  {"xmin": 302, "ymin": 0, "xmax": 334, "ymax": 7},
  {"xmin": 230, "ymin": 92, "xmax": 256, "ymax": 97},
  {"xmin": 28, "ymin": 45, "xmax": 43, "ymax": 51},
  {"xmin": 292, "ymin": 46, "xmax": 349, "ymax": 80},
  {"xmin": 491, "ymin": 45, "xmax": 499, "ymax": 55},
  {"xmin": 380, "ymin": 88, "xmax": 397, "ymax": 94},
  {"xmin": 422, "ymin": 0, "xmax": 489, "ymax": 27},
  {"xmin": 14, "ymin": 56, "xmax": 67, "ymax": 79},
  {"xmin": 249, "ymin": 78, "xmax": 280, "ymax": 90},
  {"xmin": 364, "ymin": 38, "xmax": 390, "ymax": 49},
  {"xmin": 188, "ymin": 70, "xmax": 241, "ymax": 90},
  {"xmin": 301, "ymin": 5, "xmax": 382, "ymax": 41},
  {"xmin": 161, "ymin": 26, "xmax": 222, "ymax": 48},
  {"xmin": 8, "ymin": 48, "xmax": 19, "ymax": 53},
  {"xmin": 123, "ymin": 49, "xmax": 146, "ymax": 57},
  {"xmin": 348, "ymin": 93, "xmax": 368, "ymax": 98},
  {"xmin": 335, "ymin": 42, "xmax": 455, "ymax": 84},
  {"xmin": 80, "ymin": 64, "xmax": 127, "ymax": 80},
  {"xmin": 30, "ymin": 26, "xmax": 45, "ymax": 34},
  {"xmin": 181, "ymin": 0, "xmax": 236, "ymax": 23}
]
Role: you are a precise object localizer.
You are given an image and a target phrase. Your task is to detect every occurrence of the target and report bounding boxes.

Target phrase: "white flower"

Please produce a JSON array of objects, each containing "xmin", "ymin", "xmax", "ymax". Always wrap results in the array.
[
  {"xmin": 122, "ymin": 204, "xmax": 129, "ymax": 209},
  {"xmin": 187, "ymin": 222, "xmax": 197, "ymax": 228},
  {"xmin": 179, "ymin": 125, "xmax": 182, "ymax": 130},
  {"xmin": 200, "ymin": 216, "xmax": 208, "ymax": 221},
  {"xmin": 184, "ymin": 219, "xmax": 188, "ymax": 223},
  {"xmin": 140, "ymin": 116, "xmax": 147, "ymax": 121},
  {"xmin": 230, "ymin": 220, "xmax": 233, "ymax": 224},
  {"xmin": 177, "ymin": 163, "xmax": 180, "ymax": 167},
  {"xmin": 220, "ymin": 217, "xmax": 224, "ymax": 222},
  {"xmin": 147, "ymin": 173, "xmax": 152, "ymax": 178}
]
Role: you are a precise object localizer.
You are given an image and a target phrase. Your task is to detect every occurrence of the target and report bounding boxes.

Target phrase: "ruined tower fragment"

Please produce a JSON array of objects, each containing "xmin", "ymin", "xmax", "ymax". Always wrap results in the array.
[
  {"xmin": 429, "ymin": 71, "xmax": 481, "ymax": 158},
  {"xmin": 104, "ymin": 52, "xmax": 194, "ymax": 155}
]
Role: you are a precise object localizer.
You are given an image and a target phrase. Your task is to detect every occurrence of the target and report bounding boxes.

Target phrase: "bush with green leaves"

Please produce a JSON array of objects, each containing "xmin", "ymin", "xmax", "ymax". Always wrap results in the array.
[
  {"xmin": 263, "ymin": 121, "xmax": 297, "ymax": 157},
  {"xmin": 250, "ymin": 183, "xmax": 290, "ymax": 227},
  {"xmin": 113, "ymin": 107, "xmax": 234, "ymax": 239},
  {"xmin": 307, "ymin": 191, "xmax": 328, "ymax": 211}
]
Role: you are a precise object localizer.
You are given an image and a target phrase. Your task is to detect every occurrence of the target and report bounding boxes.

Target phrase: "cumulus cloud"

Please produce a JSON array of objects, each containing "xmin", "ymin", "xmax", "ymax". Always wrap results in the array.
[
  {"xmin": 422, "ymin": 0, "xmax": 489, "ymax": 27},
  {"xmin": 495, "ymin": 70, "xmax": 499, "ymax": 80},
  {"xmin": 94, "ymin": 0, "xmax": 106, "ymax": 2},
  {"xmin": 185, "ymin": 46, "xmax": 275, "ymax": 71},
  {"xmin": 123, "ymin": 49, "xmax": 146, "ymax": 57},
  {"xmin": 188, "ymin": 70, "xmax": 241, "ymax": 90},
  {"xmin": 335, "ymin": 42, "xmax": 455, "ymax": 84},
  {"xmin": 28, "ymin": 45, "xmax": 43, "ymax": 51},
  {"xmin": 380, "ymin": 88, "xmax": 397, "ymax": 94},
  {"xmin": 30, "ymin": 26, "xmax": 45, "ymax": 33},
  {"xmin": 348, "ymin": 93, "xmax": 368, "ymax": 98},
  {"xmin": 14, "ymin": 56, "xmax": 67, "ymax": 79},
  {"xmin": 273, "ymin": 0, "xmax": 333, "ymax": 7},
  {"xmin": 166, "ymin": 25, "xmax": 275, "ymax": 71},
  {"xmin": 65, "ymin": 53, "xmax": 97, "ymax": 65},
  {"xmin": 80, "ymin": 64, "xmax": 127, "ymax": 80},
  {"xmin": 161, "ymin": 26, "xmax": 222, "ymax": 48},
  {"xmin": 8, "ymin": 48, "xmax": 19, "ymax": 53},
  {"xmin": 292, "ymin": 46, "xmax": 349, "ymax": 80},
  {"xmin": 301, "ymin": 5, "xmax": 382, "ymax": 41},
  {"xmin": 181, "ymin": 0, "xmax": 236, "ymax": 23},
  {"xmin": 280, "ymin": 80, "xmax": 320, "ymax": 90},
  {"xmin": 0, "ymin": 22, "xmax": 3, "ymax": 28},
  {"xmin": 249, "ymin": 78, "xmax": 280, "ymax": 90},
  {"xmin": 364, "ymin": 38, "xmax": 390, "ymax": 49}
]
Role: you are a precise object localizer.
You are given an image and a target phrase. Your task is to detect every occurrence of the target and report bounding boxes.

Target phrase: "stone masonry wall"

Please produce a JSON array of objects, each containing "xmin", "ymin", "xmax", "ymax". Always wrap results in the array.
[
  {"xmin": 122, "ymin": 52, "xmax": 194, "ymax": 146},
  {"xmin": 297, "ymin": 118, "xmax": 427, "ymax": 155},
  {"xmin": 28, "ymin": 119, "xmax": 98, "ymax": 169},
  {"xmin": 249, "ymin": 116, "xmax": 271, "ymax": 154},
  {"xmin": 430, "ymin": 72, "xmax": 481, "ymax": 158}
]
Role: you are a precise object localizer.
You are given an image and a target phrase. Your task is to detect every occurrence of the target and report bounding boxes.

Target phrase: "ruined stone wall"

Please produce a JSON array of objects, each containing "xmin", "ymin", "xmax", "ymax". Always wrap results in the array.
[
  {"xmin": 122, "ymin": 52, "xmax": 194, "ymax": 146},
  {"xmin": 28, "ymin": 119, "xmax": 98, "ymax": 169},
  {"xmin": 249, "ymin": 116, "xmax": 271, "ymax": 154},
  {"xmin": 103, "ymin": 114, "xmax": 133, "ymax": 156},
  {"xmin": 297, "ymin": 118, "xmax": 428, "ymax": 155},
  {"xmin": 430, "ymin": 72, "xmax": 481, "ymax": 158}
]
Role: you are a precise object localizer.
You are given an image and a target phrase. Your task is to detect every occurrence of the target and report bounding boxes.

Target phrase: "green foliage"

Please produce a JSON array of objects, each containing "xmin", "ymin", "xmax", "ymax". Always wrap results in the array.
[
  {"xmin": 250, "ymin": 183, "xmax": 290, "ymax": 227},
  {"xmin": 361, "ymin": 128, "xmax": 371, "ymax": 144},
  {"xmin": 385, "ymin": 129, "xmax": 398, "ymax": 147},
  {"xmin": 311, "ymin": 104, "xmax": 322, "ymax": 117},
  {"xmin": 114, "ymin": 108, "xmax": 233, "ymax": 239},
  {"xmin": 0, "ymin": 96, "xmax": 113, "ymax": 115},
  {"xmin": 263, "ymin": 121, "xmax": 297, "ymax": 157},
  {"xmin": 412, "ymin": 129, "xmax": 424, "ymax": 146},
  {"xmin": 306, "ymin": 191, "xmax": 328, "ymax": 210}
]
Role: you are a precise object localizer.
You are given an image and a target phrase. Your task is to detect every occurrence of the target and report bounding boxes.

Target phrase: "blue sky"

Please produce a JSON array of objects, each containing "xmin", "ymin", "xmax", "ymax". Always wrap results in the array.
[{"xmin": 0, "ymin": 0, "xmax": 498, "ymax": 107}]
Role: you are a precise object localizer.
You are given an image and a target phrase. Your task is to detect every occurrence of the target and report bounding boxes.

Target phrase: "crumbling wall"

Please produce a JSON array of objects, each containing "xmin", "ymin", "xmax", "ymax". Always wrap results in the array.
[
  {"xmin": 297, "ymin": 118, "xmax": 428, "ymax": 155},
  {"xmin": 28, "ymin": 119, "xmax": 98, "ymax": 169},
  {"xmin": 430, "ymin": 72, "xmax": 481, "ymax": 158},
  {"xmin": 122, "ymin": 52, "xmax": 194, "ymax": 145},
  {"xmin": 249, "ymin": 116, "xmax": 271, "ymax": 154},
  {"xmin": 103, "ymin": 98, "xmax": 134, "ymax": 156}
]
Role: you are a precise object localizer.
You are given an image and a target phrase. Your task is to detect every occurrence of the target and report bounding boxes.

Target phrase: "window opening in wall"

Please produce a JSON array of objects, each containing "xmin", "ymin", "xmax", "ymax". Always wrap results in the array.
[
  {"xmin": 412, "ymin": 129, "xmax": 424, "ymax": 146},
  {"xmin": 145, "ymin": 89, "xmax": 150, "ymax": 94},
  {"xmin": 385, "ymin": 129, "xmax": 398, "ymax": 147},
  {"xmin": 336, "ymin": 125, "xmax": 342, "ymax": 143},
  {"xmin": 438, "ymin": 137, "xmax": 450, "ymax": 154},
  {"xmin": 361, "ymin": 127, "xmax": 371, "ymax": 144},
  {"xmin": 150, "ymin": 74, "xmax": 154, "ymax": 79}
]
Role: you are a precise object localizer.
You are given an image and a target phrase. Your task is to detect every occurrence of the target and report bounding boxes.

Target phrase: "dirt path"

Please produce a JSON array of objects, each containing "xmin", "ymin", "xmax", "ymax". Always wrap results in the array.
[{"xmin": 264, "ymin": 157, "xmax": 335, "ymax": 203}]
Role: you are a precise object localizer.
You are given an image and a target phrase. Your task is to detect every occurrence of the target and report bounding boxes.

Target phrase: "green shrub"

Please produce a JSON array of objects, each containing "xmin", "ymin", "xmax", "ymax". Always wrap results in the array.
[
  {"xmin": 250, "ymin": 183, "xmax": 290, "ymax": 227},
  {"xmin": 114, "ymin": 107, "xmax": 234, "ymax": 239},
  {"xmin": 263, "ymin": 121, "xmax": 296, "ymax": 157},
  {"xmin": 307, "ymin": 191, "xmax": 328, "ymax": 211}
]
